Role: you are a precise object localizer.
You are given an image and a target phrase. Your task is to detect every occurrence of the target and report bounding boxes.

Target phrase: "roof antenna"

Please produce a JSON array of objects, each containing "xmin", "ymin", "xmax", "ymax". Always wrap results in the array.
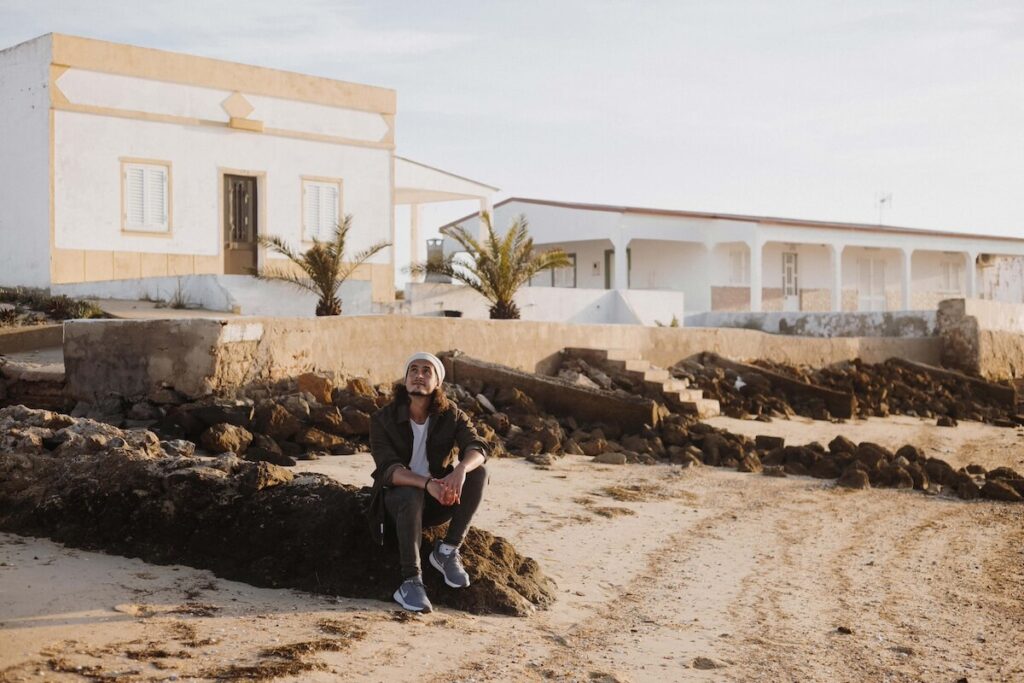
[{"xmin": 876, "ymin": 192, "xmax": 892, "ymax": 225}]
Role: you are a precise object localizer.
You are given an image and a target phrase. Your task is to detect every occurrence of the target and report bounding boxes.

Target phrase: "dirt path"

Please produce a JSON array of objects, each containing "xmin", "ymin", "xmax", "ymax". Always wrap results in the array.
[{"xmin": 2, "ymin": 417, "xmax": 1023, "ymax": 682}]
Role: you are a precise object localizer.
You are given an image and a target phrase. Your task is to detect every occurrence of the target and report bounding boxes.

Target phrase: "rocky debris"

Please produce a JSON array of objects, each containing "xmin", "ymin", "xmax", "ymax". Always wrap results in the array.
[
  {"xmin": 980, "ymin": 480, "xmax": 1023, "ymax": 502},
  {"xmin": 0, "ymin": 406, "xmax": 556, "ymax": 616},
  {"xmin": 593, "ymin": 452, "xmax": 627, "ymax": 465},
  {"xmin": 837, "ymin": 467, "xmax": 870, "ymax": 489},
  {"xmin": 669, "ymin": 353, "xmax": 1021, "ymax": 424},
  {"xmin": 200, "ymin": 422, "xmax": 252, "ymax": 455}
]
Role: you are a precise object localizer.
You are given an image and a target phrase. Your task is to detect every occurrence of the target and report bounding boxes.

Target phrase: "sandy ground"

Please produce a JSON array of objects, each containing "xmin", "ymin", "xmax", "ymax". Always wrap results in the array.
[{"xmin": 2, "ymin": 415, "xmax": 1023, "ymax": 682}]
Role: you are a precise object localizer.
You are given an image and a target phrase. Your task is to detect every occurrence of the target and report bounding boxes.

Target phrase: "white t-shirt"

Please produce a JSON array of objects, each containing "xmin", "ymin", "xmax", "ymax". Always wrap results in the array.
[{"xmin": 409, "ymin": 418, "xmax": 430, "ymax": 477}]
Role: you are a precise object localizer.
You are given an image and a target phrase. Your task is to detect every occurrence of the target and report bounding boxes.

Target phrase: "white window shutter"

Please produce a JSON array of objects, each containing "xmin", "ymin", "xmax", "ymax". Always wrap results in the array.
[
  {"xmin": 320, "ymin": 185, "xmax": 338, "ymax": 240},
  {"xmin": 125, "ymin": 167, "xmax": 146, "ymax": 228},
  {"xmin": 305, "ymin": 184, "xmax": 321, "ymax": 240},
  {"xmin": 145, "ymin": 167, "xmax": 167, "ymax": 228}
]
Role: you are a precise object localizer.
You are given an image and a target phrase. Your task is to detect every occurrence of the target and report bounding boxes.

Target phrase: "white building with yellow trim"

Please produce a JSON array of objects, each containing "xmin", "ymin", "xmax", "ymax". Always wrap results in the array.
[{"xmin": 0, "ymin": 33, "xmax": 496, "ymax": 314}]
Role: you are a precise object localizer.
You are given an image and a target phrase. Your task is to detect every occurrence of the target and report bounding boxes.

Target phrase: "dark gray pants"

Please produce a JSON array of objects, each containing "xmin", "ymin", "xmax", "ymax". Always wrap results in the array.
[{"xmin": 384, "ymin": 466, "xmax": 488, "ymax": 579}]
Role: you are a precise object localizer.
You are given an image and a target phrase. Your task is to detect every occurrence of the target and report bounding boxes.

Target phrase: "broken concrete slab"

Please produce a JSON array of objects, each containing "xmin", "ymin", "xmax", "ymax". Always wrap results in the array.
[
  {"xmin": 701, "ymin": 352, "xmax": 857, "ymax": 419},
  {"xmin": 887, "ymin": 357, "xmax": 1016, "ymax": 410},
  {"xmin": 444, "ymin": 354, "xmax": 662, "ymax": 433}
]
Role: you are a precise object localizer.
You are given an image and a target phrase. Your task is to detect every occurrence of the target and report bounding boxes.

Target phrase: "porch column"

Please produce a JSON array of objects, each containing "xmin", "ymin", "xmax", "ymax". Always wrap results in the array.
[
  {"xmin": 901, "ymin": 248, "xmax": 913, "ymax": 310},
  {"xmin": 409, "ymin": 203, "xmax": 422, "ymax": 282},
  {"xmin": 830, "ymin": 244, "xmax": 844, "ymax": 312},
  {"xmin": 965, "ymin": 251, "xmax": 977, "ymax": 298},
  {"xmin": 749, "ymin": 239, "xmax": 762, "ymax": 312},
  {"xmin": 613, "ymin": 237, "xmax": 629, "ymax": 291}
]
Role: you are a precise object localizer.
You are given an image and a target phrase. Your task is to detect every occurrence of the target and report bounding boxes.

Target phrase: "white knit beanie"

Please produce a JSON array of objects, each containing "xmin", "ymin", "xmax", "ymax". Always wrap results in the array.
[{"xmin": 404, "ymin": 352, "xmax": 445, "ymax": 385}]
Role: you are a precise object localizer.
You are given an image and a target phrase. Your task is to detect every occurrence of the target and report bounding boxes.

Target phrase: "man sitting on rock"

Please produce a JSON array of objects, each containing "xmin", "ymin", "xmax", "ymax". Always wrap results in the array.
[{"xmin": 368, "ymin": 352, "xmax": 489, "ymax": 613}]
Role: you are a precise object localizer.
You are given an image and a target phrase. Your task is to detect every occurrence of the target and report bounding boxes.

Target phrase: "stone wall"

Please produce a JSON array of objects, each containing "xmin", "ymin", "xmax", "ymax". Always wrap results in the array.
[
  {"xmin": 64, "ymin": 316, "xmax": 942, "ymax": 402},
  {"xmin": 684, "ymin": 311, "xmax": 937, "ymax": 338},
  {"xmin": 938, "ymin": 298, "xmax": 1024, "ymax": 380}
]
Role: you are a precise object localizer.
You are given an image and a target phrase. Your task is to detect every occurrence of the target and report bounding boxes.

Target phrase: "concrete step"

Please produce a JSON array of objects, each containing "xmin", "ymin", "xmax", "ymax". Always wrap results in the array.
[
  {"xmin": 641, "ymin": 368, "xmax": 670, "ymax": 383},
  {"xmin": 676, "ymin": 398, "xmax": 721, "ymax": 418},
  {"xmin": 661, "ymin": 377, "xmax": 690, "ymax": 392},
  {"xmin": 671, "ymin": 388, "xmax": 706, "ymax": 402},
  {"xmin": 623, "ymin": 359, "xmax": 652, "ymax": 373}
]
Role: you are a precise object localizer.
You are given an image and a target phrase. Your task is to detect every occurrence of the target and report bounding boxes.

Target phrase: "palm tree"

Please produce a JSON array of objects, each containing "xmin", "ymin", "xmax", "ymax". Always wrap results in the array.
[
  {"xmin": 255, "ymin": 215, "xmax": 390, "ymax": 316},
  {"xmin": 412, "ymin": 213, "xmax": 572, "ymax": 319}
]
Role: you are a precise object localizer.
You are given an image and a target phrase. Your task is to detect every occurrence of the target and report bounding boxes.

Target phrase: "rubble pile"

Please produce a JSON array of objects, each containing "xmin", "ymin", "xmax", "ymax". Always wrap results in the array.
[
  {"xmin": 0, "ymin": 405, "xmax": 557, "ymax": 616},
  {"xmin": 671, "ymin": 354, "xmax": 1019, "ymax": 424}
]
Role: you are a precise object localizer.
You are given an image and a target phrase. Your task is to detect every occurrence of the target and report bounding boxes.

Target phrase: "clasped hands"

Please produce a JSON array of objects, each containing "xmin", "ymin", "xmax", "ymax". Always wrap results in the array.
[{"xmin": 426, "ymin": 467, "xmax": 466, "ymax": 506}]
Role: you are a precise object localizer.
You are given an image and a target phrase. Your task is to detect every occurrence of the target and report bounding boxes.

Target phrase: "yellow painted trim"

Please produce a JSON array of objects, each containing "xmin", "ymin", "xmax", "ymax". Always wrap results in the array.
[
  {"xmin": 218, "ymin": 167, "xmax": 267, "ymax": 274},
  {"xmin": 119, "ymin": 157, "xmax": 173, "ymax": 236},
  {"xmin": 51, "ymin": 34, "xmax": 396, "ymax": 114},
  {"xmin": 300, "ymin": 175, "xmax": 344, "ymax": 243},
  {"xmin": 381, "ymin": 113, "xmax": 395, "ymax": 145},
  {"xmin": 50, "ymin": 65, "xmax": 70, "ymax": 106},
  {"xmin": 54, "ymin": 102, "xmax": 395, "ymax": 150},
  {"xmin": 229, "ymin": 117, "xmax": 264, "ymax": 132}
]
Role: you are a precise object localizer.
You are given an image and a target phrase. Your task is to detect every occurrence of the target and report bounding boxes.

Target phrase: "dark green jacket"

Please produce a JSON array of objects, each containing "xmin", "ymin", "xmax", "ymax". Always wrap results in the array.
[{"xmin": 366, "ymin": 398, "xmax": 489, "ymax": 545}]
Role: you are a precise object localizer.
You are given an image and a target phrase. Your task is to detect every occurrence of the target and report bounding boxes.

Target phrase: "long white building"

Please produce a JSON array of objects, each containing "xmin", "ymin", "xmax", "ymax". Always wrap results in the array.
[{"xmin": 438, "ymin": 197, "xmax": 1024, "ymax": 316}]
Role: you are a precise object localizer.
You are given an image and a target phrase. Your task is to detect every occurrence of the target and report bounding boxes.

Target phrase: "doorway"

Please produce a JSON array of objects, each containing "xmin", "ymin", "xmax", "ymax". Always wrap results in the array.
[
  {"xmin": 782, "ymin": 251, "xmax": 799, "ymax": 311},
  {"xmin": 857, "ymin": 257, "xmax": 886, "ymax": 311},
  {"xmin": 224, "ymin": 174, "xmax": 259, "ymax": 275}
]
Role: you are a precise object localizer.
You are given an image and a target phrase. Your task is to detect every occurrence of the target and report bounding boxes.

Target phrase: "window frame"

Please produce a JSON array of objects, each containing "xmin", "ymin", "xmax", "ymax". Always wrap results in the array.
[
  {"xmin": 301, "ymin": 176, "xmax": 344, "ymax": 243},
  {"xmin": 120, "ymin": 158, "xmax": 172, "ymax": 236}
]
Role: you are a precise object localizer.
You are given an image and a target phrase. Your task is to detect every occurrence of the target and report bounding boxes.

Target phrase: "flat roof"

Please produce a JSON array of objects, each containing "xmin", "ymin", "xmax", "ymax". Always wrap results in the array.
[{"xmin": 441, "ymin": 196, "xmax": 1024, "ymax": 244}]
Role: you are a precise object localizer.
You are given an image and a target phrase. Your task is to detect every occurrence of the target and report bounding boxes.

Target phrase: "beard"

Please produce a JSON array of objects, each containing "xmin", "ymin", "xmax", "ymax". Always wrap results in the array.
[{"xmin": 408, "ymin": 386, "xmax": 432, "ymax": 396}]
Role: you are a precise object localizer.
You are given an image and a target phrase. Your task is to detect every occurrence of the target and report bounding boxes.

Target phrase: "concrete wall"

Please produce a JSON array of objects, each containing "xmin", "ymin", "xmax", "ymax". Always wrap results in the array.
[
  {"xmin": 939, "ymin": 298, "xmax": 1024, "ymax": 380},
  {"xmin": 406, "ymin": 283, "xmax": 684, "ymax": 326},
  {"xmin": 63, "ymin": 316, "xmax": 942, "ymax": 402},
  {"xmin": 0, "ymin": 36, "xmax": 52, "ymax": 288},
  {"xmin": 54, "ymin": 275, "xmax": 373, "ymax": 316},
  {"xmin": 684, "ymin": 310, "xmax": 937, "ymax": 338}
]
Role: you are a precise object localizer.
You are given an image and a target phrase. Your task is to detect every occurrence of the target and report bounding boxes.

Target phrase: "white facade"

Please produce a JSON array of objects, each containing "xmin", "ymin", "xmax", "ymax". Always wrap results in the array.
[
  {"xmin": 440, "ymin": 198, "xmax": 1024, "ymax": 315},
  {"xmin": 0, "ymin": 36, "xmax": 52, "ymax": 287}
]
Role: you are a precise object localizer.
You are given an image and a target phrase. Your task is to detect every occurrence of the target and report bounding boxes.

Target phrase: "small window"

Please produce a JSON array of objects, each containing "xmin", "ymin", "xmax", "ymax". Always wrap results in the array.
[
  {"xmin": 729, "ymin": 248, "xmax": 749, "ymax": 285},
  {"xmin": 553, "ymin": 254, "xmax": 576, "ymax": 288},
  {"xmin": 123, "ymin": 161, "xmax": 170, "ymax": 233},
  {"xmin": 940, "ymin": 260, "xmax": 963, "ymax": 293},
  {"xmin": 302, "ymin": 179, "xmax": 341, "ymax": 241}
]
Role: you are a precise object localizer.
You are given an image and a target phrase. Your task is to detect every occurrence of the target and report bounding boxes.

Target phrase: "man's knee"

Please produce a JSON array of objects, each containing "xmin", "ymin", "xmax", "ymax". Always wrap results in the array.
[{"xmin": 465, "ymin": 464, "xmax": 488, "ymax": 487}]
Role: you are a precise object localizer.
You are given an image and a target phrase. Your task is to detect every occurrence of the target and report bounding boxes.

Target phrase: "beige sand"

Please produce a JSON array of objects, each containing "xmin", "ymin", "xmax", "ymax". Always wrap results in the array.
[{"xmin": 2, "ymin": 415, "xmax": 1022, "ymax": 682}]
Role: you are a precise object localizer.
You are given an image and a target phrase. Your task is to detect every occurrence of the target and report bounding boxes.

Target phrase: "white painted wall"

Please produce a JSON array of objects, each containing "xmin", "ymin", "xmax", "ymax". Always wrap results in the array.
[
  {"xmin": 981, "ymin": 256, "xmax": 1024, "ymax": 303},
  {"xmin": 761, "ymin": 243, "xmax": 831, "ymax": 290},
  {"xmin": 53, "ymin": 108, "xmax": 392, "ymax": 263},
  {"xmin": 628, "ymin": 240, "xmax": 709, "ymax": 311},
  {"xmin": 0, "ymin": 35, "xmax": 52, "ymax": 287},
  {"xmin": 523, "ymin": 239, "xmax": 611, "ymax": 290}
]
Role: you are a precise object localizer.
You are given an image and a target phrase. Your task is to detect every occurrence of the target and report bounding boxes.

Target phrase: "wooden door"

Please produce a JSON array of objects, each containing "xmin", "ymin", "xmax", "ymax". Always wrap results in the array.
[{"xmin": 224, "ymin": 175, "xmax": 258, "ymax": 274}]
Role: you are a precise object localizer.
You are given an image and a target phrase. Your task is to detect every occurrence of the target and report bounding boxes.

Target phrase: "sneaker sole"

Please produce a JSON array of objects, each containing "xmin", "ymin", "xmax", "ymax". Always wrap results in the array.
[
  {"xmin": 429, "ymin": 552, "xmax": 471, "ymax": 589},
  {"xmin": 393, "ymin": 587, "xmax": 432, "ymax": 613}
]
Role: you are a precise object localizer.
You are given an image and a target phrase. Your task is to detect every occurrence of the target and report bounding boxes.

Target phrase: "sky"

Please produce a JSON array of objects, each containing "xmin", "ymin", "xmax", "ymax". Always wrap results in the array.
[{"xmin": 3, "ymin": 0, "xmax": 1022, "ymax": 277}]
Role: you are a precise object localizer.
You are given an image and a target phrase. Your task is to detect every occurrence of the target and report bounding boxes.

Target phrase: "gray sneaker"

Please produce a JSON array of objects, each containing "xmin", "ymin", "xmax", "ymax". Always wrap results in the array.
[
  {"xmin": 429, "ymin": 541, "xmax": 471, "ymax": 588},
  {"xmin": 393, "ymin": 575, "xmax": 432, "ymax": 613}
]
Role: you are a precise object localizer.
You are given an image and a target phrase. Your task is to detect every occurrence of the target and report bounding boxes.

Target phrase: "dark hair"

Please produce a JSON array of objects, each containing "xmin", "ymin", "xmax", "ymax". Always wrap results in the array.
[{"xmin": 393, "ymin": 382, "xmax": 451, "ymax": 415}]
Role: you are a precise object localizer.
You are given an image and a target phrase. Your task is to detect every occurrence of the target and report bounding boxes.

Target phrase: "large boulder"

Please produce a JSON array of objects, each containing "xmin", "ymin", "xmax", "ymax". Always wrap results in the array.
[
  {"xmin": 200, "ymin": 423, "xmax": 253, "ymax": 455},
  {"xmin": 0, "ymin": 407, "xmax": 556, "ymax": 616}
]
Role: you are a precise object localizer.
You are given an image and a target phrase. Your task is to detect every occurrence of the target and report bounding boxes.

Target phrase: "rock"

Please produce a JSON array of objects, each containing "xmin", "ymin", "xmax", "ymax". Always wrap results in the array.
[
  {"xmin": 200, "ymin": 423, "xmax": 252, "ymax": 455},
  {"xmin": 660, "ymin": 421, "xmax": 690, "ymax": 447},
  {"xmin": 308, "ymin": 405, "xmax": 346, "ymax": 435},
  {"xmin": 965, "ymin": 463, "xmax": 986, "ymax": 475},
  {"xmin": 160, "ymin": 439, "xmax": 195, "ymax": 458},
  {"xmin": 925, "ymin": 458, "xmax": 959, "ymax": 487},
  {"xmin": 562, "ymin": 438, "xmax": 585, "ymax": 456},
  {"xmin": 493, "ymin": 386, "xmax": 538, "ymax": 415},
  {"xmin": 762, "ymin": 465, "xmax": 786, "ymax": 477},
  {"xmin": 253, "ymin": 403, "xmax": 302, "ymax": 440},
  {"xmin": 809, "ymin": 456, "xmax": 842, "ymax": 479},
  {"xmin": 875, "ymin": 464, "xmax": 914, "ymax": 489},
  {"xmin": 0, "ymin": 406, "xmax": 556, "ymax": 617},
  {"xmin": 527, "ymin": 453, "xmax": 554, "ymax": 467},
  {"xmin": 485, "ymin": 411, "xmax": 511, "ymax": 436},
  {"xmin": 904, "ymin": 461, "xmax": 930, "ymax": 490},
  {"xmin": 621, "ymin": 434, "xmax": 649, "ymax": 454},
  {"xmin": 296, "ymin": 427, "xmax": 346, "ymax": 451},
  {"xmin": 281, "ymin": 394, "xmax": 311, "ymax": 419},
  {"xmin": 191, "ymin": 402, "xmax": 254, "ymax": 429},
  {"xmin": 854, "ymin": 443, "xmax": 889, "ymax": 471},
  {"xmin": 475, "ymin": 393, "xmax": 497, "ymax": 414},
  {"xmin": 127, "ymin": 401, "xmax": 162, "ymax": 422},
  {"xmin": 784, "ymin": 461, "xmax": 809, "ymax": 477},
  {"xmin": 986, "ymin": 466, "xmax": 1022, "ymax": 481},
  {"xmin": 936, "ymin": 415, "xmax": 957, "ymax": 427},
  {"xmin": 894, "ymin": 444, "xmax": 923, "ymax": 462},
  {"xmin": 736, "ymin": 453, "xmax": 762, "ymax": 473},
  {"xmin": 955, "ymin": 474, "xmax": 981, "ymax": 500},
  {"xmin": 579, "ymin": 438, "xmax": 608, "ymax": 457},
  {"xmin": 339, "ymin": 406, "xmax": 371, "ymax": 436},
  {"xmin": 836, "ymin": 625, "xmax": 854, "ymax": 634},
  {"xmin": 701, "ymin": 433, "xmax": 726, "ymax": 466},
  {"xmin": 837, "ymin": 467, "xmax": 870, "ymax": 489},
  {"xmin": 691, "ymin": 656, "xmax": 726, "ymax": 670},
  {"xmin": 828, "ymin": 435, "xmax": 857, "ymax": 455},
  {"xmin": 754, "ymin": 435, "xmax": 784, "ymax": 450},
  {"xmin": 980, "ymin": 480, "xmax": 1023, "ymax": 502},
  {"xmin": 296, "ymin": 373, "xmax": 333, "ymax": 405},
  {"xmin": 672, "ymin": 451, "xmax": 702, "ymax": 467},
  {"xmin": 593, "ymin": 452, "xmax": 627, "ymax": 465},
  {"xmin": 346, "ymin": 377, "xmax": 376, "ymax": 397}
]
